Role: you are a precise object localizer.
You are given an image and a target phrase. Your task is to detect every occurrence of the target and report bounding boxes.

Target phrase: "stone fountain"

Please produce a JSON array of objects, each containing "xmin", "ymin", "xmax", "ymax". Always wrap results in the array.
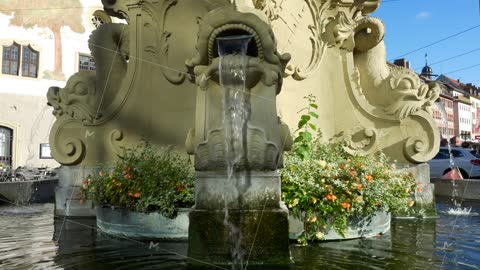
[
  {"xmin": 45, "ymin": 0, "xmax": 443, "ymax": 265},
  {"xmin": 184, "ymin": 5, "xmax": 292, "ymax": 265}
]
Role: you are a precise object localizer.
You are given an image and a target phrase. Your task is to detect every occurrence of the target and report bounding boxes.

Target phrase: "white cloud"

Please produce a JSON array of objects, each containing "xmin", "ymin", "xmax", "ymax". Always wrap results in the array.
[{"xmin": 416, "ymin": 11, "xmax": 431, "ymax": 19}]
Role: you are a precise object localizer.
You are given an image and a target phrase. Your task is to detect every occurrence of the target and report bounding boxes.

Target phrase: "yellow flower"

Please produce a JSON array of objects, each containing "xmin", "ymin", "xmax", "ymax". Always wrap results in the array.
[
  {"xmin": 316, "ymin": 160, "xmax": 327, "ymax": 168},
  {"xmin": 408, "ymin": 200, "xmax": 415, "ymax": 207},
  {"xmin": 312, "ymin": 197, "xmax": 318, "ymax": 204},
  {"xmin": 315, "ymin": 231, "xmax": 324, "ymax": 239},
  {"xmin": 355, "ymin": 196, "xmax": 363, "ymax": 203},
  {"xmin": 292, "ymin": 198, "xmax": 299, "ymax": 207}
]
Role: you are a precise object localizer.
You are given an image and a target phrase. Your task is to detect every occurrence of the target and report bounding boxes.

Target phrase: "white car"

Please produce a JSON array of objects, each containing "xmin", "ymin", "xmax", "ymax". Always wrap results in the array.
[{"xmin": 427, "ymin": 147, "xmax": 480, "ymax": 179}]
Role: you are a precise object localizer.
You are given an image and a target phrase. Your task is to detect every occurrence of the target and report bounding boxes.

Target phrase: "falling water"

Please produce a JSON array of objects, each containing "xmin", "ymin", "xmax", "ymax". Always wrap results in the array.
[
  {"xmin": 435, "ymin": 102, "xmax": 466, "ymax": 211},
  {"xmin": 217, "ymin": 35, "xmax": 253, "ymax": 269}
]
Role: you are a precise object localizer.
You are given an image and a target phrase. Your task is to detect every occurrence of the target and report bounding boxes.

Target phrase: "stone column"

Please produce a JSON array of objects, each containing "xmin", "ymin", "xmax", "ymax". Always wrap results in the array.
[{"xmin": 55, "ymin": 166, "xmax": 96, "ymax": 217}]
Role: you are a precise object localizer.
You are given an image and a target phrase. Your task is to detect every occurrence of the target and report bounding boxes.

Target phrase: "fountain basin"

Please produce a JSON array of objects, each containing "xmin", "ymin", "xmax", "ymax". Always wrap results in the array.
[
  {"xmin": 432, "ymin": 178, "xmax": 480, "ymax": 201},
  {"xmin": 289, "ymin": 210, "xmax": 391, "ymax": 240},
  {"xmin": 0, "ymin": 179, "xmax": 58, "ymax": 204},
  {"xmin": 96, "ymin": 207, "xmax": 189, "ymax": 240}
]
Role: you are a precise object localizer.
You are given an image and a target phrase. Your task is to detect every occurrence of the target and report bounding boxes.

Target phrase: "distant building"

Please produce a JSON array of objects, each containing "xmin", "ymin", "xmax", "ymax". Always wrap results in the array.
[{"xmin": 0, "ymin": 1, "xmax": 116, "ymax": 168}]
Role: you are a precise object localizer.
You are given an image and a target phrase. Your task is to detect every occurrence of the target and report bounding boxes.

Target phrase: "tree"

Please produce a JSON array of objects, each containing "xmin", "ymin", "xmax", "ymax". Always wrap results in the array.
[{"xmin": 0, "ymin": 0, "xmax": 85, "ymax": 80}]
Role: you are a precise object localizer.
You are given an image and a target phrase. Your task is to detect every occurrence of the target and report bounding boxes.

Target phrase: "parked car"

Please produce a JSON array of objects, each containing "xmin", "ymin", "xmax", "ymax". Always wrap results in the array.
[{"xmin": 428, "ymin": 147, "xmax": 480, "ymax": 179}]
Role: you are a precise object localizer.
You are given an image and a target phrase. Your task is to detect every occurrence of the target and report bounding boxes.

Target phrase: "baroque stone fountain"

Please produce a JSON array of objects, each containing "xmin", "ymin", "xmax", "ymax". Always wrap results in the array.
[{"xmin": 46, "ymin": 0, "xmax": 441, "ymax": 266}]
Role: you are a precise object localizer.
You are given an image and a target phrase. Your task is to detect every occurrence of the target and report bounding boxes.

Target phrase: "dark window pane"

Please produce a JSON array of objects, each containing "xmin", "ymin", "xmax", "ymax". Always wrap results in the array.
[
  {"xmin": 78, "ymin": 55, "xmax": 96, "ymax": 71},
  {"xmin": 21, "ymin": 46, "xmax": 38, "ymax": 78}
]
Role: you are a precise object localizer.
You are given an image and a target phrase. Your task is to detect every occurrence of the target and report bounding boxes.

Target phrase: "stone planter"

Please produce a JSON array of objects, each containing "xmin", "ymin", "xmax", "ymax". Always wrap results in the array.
[
  {"xmin": 96, "ymin": 207, "xmax": 189, "ymax": 240},
  {"xmin": 288, "ymin": 210, "xmax": 391, "ymax": 240}
]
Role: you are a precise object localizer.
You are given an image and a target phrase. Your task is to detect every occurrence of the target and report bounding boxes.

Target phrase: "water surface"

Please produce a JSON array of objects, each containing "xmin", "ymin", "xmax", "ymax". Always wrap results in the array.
[{"xmin": 0, "ymin": 200, "xmax": 479, "ymax": 269}]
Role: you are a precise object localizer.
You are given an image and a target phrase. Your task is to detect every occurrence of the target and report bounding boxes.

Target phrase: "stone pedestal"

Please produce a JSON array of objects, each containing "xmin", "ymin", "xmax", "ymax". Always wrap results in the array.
[
  {"xmin": 397, "ymin": 163, "xmax": 436, "ymax": 218},
  {"xmin": 187, "ymin": 171, "xmax": 291, "ymax": 266},
  {"xmin": 55, "ymin": 166, "xmax": 96, "ymax": 217}
]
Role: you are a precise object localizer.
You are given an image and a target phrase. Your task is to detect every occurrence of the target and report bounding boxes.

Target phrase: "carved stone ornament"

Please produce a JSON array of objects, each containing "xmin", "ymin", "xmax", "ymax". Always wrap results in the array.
[
  {"xmin": 186, "ymin": 6, "xmax": 292, "ymax": 171},
  {"xmin": 257, "ymin": 0, "xmax": 440, "ymax": 164}
]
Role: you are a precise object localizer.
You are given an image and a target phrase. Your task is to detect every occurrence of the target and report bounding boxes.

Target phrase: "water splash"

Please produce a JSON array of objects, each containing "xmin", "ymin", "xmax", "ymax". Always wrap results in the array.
[{"xmin": 443, "ymin": 207, "xmax": 479, "ymax": 216}]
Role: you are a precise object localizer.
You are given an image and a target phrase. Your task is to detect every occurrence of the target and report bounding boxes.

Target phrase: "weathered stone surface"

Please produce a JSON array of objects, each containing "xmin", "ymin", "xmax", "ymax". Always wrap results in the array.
[
  {"xmin": 188, "ymin": 205, "xmax": 291, "ymax": 266},
  {"xmin": 195, "ymin": 171, "xmax": 281, "ymax": 209},
  {"xmin": 398, "ymin": 163, "xmax": 436, "ymax": 217},
  {"xmin": 55, "ymin": 166, "xmax": 97, "ymax": 217},
  {"xmin": 96, "ymin": 207, "xmax": 189, "ymax": 240}
]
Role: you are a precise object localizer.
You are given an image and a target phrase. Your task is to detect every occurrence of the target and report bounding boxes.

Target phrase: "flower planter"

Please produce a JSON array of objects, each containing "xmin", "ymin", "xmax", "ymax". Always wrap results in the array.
[
  {"xmin": 96, "ymin": 207, "xmax": 189, "ymax": 240},
  {"xmin": 288, "ymin": 210, "xmax": 391, "ymax": 241}
]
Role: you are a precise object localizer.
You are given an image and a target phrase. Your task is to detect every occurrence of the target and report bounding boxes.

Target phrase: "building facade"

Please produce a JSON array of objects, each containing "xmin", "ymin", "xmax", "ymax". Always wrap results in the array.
[{"xmin": 0, "ymin": 0, "xmax": 115, "ymax": 169}]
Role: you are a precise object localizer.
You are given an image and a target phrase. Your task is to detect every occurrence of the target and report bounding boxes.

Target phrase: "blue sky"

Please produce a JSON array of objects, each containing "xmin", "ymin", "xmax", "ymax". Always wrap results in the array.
[{"xmin": 372, "ymin": 0, "xmax": 480, "ymax": 85}]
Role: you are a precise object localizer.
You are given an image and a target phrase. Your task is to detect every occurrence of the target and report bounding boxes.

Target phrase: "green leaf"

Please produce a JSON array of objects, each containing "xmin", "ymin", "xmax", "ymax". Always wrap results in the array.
[
  {"xmin": 294, "ymin": 136, "xmax": 304, "ymax": 143},
  {"xmin": 298, "ymin": 119, "xmax": 307, "ymax": 129},
  {"xmin": 302, "ymin": 132, "xmax": 313, "ymax": 142},
  {"xmin": 308, "ymin": 123, "xmax": 317, "ymax": 131},
  {"xmin": 310, "ymin": 103, "xmax": 318, "ymax": 109},
  {"xmin": 309, "ymin": 112, "xmax": 319, "ymax": 119},
  {"xmin": 301, "ymin": 115, "xmax": 311, "ymax": 121}
]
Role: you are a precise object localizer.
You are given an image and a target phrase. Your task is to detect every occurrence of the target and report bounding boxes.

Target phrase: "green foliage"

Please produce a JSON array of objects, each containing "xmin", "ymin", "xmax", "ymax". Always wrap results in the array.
[
  {"xmin": 280, "ymin": 95, "xmax": 417, "ymax": 245},
  {"xmin": 293, "ymin": 94, "xmax": 319, "ymax": 160},
  {"xmin": 81, "ymin": 143, "xmax": 195, "ymax": 219}
]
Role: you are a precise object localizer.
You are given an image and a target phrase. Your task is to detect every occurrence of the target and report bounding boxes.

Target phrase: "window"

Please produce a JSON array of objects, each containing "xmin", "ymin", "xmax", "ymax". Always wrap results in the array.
[
  {"xmin": 2, "ymin": 43, "xmax": 39, "ymax": 78},
  {"xmin": 0, "ymin": 126, "xmax": 13, "ymax": 167},
  {"xmin": 21, "ymin": 46, "xmax": 39, "ymax": 78},
  {"xmin": 79, "ymin": 54, "xmax": 96, "ymax": 71},
  {"xmin": 39, "ymin": 143, "xmax": 52, "ymax": 159},
  {"xmin": 2, "ymin": 43, "xmax": 20, "ymax": 75}
]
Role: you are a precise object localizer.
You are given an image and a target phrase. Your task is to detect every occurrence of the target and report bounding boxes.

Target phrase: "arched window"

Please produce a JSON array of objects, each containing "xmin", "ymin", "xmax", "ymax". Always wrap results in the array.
[
  {"xmin": 0, "ymin": 126, "xmax": 13, "ymax": 167},
  {"xmin": 21, "ymin": 45, "xmax": 39, "ymax": 78},
  {"xmin": 2, "ymin": 42, "xmax": 20, "ymax": 75}
]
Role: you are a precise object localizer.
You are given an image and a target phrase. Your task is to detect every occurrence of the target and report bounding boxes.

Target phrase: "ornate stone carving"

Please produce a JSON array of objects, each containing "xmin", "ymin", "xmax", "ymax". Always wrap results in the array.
[
  {"xmin": 187, "ymin": 6, "xmax": 292, "ymax": 171},
  {"xmin": 252, "ymin": 0, "xmax": 282, "ymax": 21},
  {"xmin": 47, "ymin": 71, "xmax": 99, "ymax": 124},
  {"xmin": 343, "ymin": 127, "xmax": 377, "ymax": 155}
]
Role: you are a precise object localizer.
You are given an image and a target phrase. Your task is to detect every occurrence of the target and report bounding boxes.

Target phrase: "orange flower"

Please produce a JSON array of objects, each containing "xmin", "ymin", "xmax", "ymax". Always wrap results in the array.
[
  {"xmin": 344, "ymin": 189, "xmax": 351, "ymax": 195},
  {"xmin": 326, "ymin": 194, "xmax": 337, "ymax": 201},
  {"xmin": 356, "ymin": 183, "xmax": 363, "ymax": 190},
  {"xmin": 349, "ymin": 170, "xmax": 357, "ymax": 177},
  {"xmin": 341, "ymin": 202, "xmax": 351, "ymax": 211},
  {"xmin": 417, "ymin": 187, "xmax": 423, "ymax": 192},
  {"xmin": 82, "ymin": 179, "xmax": 89, "ymax": 185},
  {"xmin": 339, "ymin": 163, "xmax": 346, "ymax": 170},
  {"xmin": 365, "ymin": 174, "xmax": 373, "ymax": 182},
  {"xmin": 134, "ymin": 192, "xmax": 141, "ymax": 198},
  {"xmin": 176, "ymin": 184, "xmax": 184, "ymax": 192},
  {"xmin": 124, "ymin": 173, "xmax": 132, "ymax": 179},
  {"xmin": 128, "ymin": 192, "xmax": 133, "ymax": 197}
]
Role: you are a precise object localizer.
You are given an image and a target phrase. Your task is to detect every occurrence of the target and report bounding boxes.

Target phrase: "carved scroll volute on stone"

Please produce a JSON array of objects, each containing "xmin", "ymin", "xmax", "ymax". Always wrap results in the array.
[
  {"xmin": 186, "ymin": 6, "xmax": 292, "ymax": 171},
  {"xmin": 48, "ymin": 117, "xmax": 87, "ymax": 165}
]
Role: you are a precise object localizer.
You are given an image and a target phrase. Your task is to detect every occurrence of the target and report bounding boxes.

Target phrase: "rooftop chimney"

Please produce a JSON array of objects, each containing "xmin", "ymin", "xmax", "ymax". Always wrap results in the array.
[{"xmin": 393, "ymin": 58, "xmax": 410, "ymax": 69}]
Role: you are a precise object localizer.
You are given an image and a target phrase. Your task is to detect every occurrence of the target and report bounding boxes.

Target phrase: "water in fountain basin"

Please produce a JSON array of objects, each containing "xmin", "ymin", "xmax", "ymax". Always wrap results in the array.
[{"xmin": 218, "ymin": 35, "xmax": 253, "ymax": 269}]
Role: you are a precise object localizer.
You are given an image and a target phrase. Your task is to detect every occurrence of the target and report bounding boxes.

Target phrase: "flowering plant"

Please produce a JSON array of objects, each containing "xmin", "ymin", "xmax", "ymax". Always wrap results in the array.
[
  {"xmin": 280, "ymin": 95, "xmax": 417, "ymax": 245},
  {"xmin": 81, "ymin": 142, "xmax": 195, "ymax": 219}
]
